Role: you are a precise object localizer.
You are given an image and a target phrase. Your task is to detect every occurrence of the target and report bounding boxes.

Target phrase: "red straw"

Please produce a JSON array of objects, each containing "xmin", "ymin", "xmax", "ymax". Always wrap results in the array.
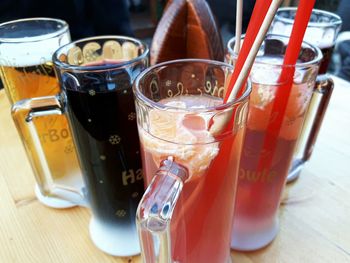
[
  {"xmin": 257, "ymin": 0, "xmax": 317, "ymax": 172},
  {"xmin": 224, "ymin": 0, "xmax": 272, "ymax": 103},
  {"xmin": 209, "ymin": 0, "xmax": 282, "ymax": 136}
]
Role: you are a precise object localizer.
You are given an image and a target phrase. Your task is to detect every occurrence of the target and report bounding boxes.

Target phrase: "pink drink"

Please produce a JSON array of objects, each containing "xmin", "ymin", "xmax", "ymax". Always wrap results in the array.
[
  {"xmin": 139, "ymin": 95, "xmax": 245, "ymax": 263},
  {"xmin": 232, "ymin": 63, "xmax": 314, "ymax": 250}
]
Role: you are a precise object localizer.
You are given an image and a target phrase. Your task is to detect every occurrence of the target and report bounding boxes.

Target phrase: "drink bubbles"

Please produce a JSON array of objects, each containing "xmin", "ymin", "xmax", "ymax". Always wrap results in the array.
[{"xmin": 139, "ymin": 95, "xmax": 220, "ymax": 178}]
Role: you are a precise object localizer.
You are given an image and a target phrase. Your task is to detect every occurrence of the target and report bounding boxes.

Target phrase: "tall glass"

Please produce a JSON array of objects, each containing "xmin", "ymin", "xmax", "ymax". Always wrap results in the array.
[
  {"xmin": 270, "ymin": 8, "xmax": 342, "ymax": 181},
  {"xmin": 226, "ymin": 35, "xmax": 322, "ymax": 251},
  {"xmin": 0, "ymin": 18, "xmax": 81, "ymax": 208},
  {"xmin": 11, "ymin": 36, "xmax": 149, "ymax": 256},
  {"xmin": 134, "ymin": 59, "xmax": 251, "ymax": 262}
]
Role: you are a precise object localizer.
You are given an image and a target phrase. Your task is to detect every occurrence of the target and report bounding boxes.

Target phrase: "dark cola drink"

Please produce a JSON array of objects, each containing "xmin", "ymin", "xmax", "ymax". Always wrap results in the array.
[
  {"xmin": 271, "ymin": 8, "xmax": 342, "ymax": 75},
  {"xmin": 61, "ymin": 60, "xmax": 145, "ymax": 254},
  {"xmin": 318, "ymin": 45, "xmax": 335, "ymax": 75}
]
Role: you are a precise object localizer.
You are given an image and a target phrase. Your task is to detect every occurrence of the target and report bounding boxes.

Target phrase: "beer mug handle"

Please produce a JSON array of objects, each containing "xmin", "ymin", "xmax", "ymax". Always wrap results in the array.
[
  {"xmin": 11, "ymin": 94, "xmax": 86, "ymax": 207},
  {"xmin": 136, "ymin": 157, "xmax": 188, "ymax": 263},
  {"xmin": 290, "ymin": 75, "xmax": 334, "ymax": 179}
]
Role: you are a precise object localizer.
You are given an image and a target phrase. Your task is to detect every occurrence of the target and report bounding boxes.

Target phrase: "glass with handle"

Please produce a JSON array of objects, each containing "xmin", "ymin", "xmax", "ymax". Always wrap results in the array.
[
  {"xmin": 0, "ymin": 17, "xmax": 81, "ymax": 208},
  {"xmin": 226, "ymin": 34, "xmax": 322, "ymax": 251},
  {"xmin": 270, "ymin": 8, "xmax": 342, "ymax": 182},
  {"xmin": 134, "ymin": 59, "xmax": 251, "ymax": 262},
  {"xmin": 11, "ymin": 36, "xmax": 149, "ymax": 256}
]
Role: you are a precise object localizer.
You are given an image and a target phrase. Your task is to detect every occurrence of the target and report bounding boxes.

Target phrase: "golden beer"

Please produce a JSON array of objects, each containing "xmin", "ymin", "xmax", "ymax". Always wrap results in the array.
[
  {"xmin": 1, "ymin": 62, "xmax": 58, "ymax": 102},
  {"xmin": 1, "ymin": 63, "xmax": 80, "ymax": 183},
  {"xmin": 0, "ymin": 18, "xmax": 80, "ymax": 200}
]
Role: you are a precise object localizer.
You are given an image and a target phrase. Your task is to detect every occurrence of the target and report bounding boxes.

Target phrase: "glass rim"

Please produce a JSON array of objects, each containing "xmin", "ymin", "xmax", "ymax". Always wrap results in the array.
[
  {"xmin": 227, "ymin": 34, "xmax": 323, "ymax": 68},
  {"xmin": 275, "ymin": 7, "xmax": 342, "ymax": 28},
  {"xmin": 53, "ymin": 35, "xmax": 149, "ymax": 72},
  {"xmin": 0, "ymin": 17, "xmax": 69, "ymax": 43},
  {"xmin": 133, "ymin": 58, "xmax": 252, "ymax": 113}
]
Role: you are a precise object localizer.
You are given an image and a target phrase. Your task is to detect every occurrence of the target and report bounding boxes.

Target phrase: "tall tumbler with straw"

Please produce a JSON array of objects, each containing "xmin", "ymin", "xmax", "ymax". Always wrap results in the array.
[
  {"xmin": 226, "ymin": 34, "xmax": 322, "ymax": 250},
  {"xmin": 270, "ymin": 8, "xmax": 342, "ymax": 182},
  {"xmin": 223, "ymin": 0, "xmax": 318, "ymax": 251}
]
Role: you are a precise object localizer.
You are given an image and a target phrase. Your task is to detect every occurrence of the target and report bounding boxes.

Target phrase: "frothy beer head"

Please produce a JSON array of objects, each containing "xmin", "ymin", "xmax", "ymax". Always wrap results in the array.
[
  {"xmin": 0, "ymin": 18, "xmax": 70, "ymax": 67},
  {"xmin": 271, "ymin": 8, "xmax": 342, "ymax": 49},
  {"xmin": 271, "ymin": 23, "xmax": 335, "ymax": 49}
]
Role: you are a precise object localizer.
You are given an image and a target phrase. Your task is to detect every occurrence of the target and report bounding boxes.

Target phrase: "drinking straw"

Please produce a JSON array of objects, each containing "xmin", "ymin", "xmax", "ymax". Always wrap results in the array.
[
  {"xmin": 224, "ymin": 0, "xmax": 281, "ymax": 103},
  {"xmin": 209, "ymin": 0, "xmax": 281, "ymax": 135},
  {"xmin": 180, "ymin": 0, "xmax": 284, "ymax": 247},
  {"xmin": 234, "ymin": 0, "xmax": 243, "ymax": 53},
  {"xmin": 257, "ymin": 0, "xmax": 316, "ymax": 172}
]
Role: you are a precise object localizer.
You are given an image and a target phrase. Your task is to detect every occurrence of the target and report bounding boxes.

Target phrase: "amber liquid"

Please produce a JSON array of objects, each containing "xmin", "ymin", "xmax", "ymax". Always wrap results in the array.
[
  {"xmin": 1, "ymin": 63, "xmax": 57, "ymax": 102},
  {"xmin": 0, "ymin": 64, "xmax": 80, "ymax": 183}
]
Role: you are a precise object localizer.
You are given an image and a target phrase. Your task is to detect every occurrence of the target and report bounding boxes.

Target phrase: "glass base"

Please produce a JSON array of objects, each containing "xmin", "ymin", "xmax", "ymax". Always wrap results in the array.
[
  {"xmin": 35, "ymin": 184, "xmax": 77, "ymax": 209},
  {"xmin": 231, "ymin": 218, "xmax": 279, "ymax": 251},
  {"xmin": 89, "ymin": 217, "xmax": 140, "ymax": 256},
  {"xmin": 286, "ymin": 161, "xmax": 304, "ymax": 183}
]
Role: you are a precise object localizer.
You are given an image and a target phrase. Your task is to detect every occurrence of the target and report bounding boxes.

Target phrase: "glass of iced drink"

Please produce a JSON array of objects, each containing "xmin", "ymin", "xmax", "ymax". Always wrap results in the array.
[
  {"xmin": 0, "ymin": 18, "xmax": 81, "ymax": 208},
  {"xmin": 270, "ymin": 8, "xmax": 342, "ymax": 182},
  {"xmin": 12, "ymin": 36, "xmax": 149, "ymax": 256},
  {"xmin": 134, "ymin": 59, "xmax": 251, "ymax": 263},
  {"xmin": 226, "ymin": 34, "xmax": 322, "ymax": 251}
]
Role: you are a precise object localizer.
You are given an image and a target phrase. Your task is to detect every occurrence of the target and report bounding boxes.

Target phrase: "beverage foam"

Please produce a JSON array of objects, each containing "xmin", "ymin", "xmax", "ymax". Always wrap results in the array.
[
  {"xmin": 252, "ymin": 56, "xmax": 305, "ymax": 85},
  {"xmin": 0, "ymin": 33, "xmax": 70, "ymax": 67},
  {"xmin": 304, "ymin": 27, "xmax": 335, "ymax": 49},
  {"xmin": 271, "ymin": 22, "xmax": 334, "ymax": 49},
  {"xmin": 139, "ymin": 96, "xmax": 220, "ymax": 177},
  {"xmin": 251, "ymin": 60, "xmax": 281, "ymax": 85}
]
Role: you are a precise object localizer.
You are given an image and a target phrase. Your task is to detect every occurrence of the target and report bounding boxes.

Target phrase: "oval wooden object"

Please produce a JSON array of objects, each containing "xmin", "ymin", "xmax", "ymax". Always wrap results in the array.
[{"xmin": 150, "ymin": 0, "xmax": 224, "ymax": 65}]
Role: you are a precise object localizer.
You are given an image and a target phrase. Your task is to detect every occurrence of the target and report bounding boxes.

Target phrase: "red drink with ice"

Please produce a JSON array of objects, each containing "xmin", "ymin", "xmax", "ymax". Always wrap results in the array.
[
  {"xmin": 270, "ymin": 9, "xmax": 342, "ymax": 182},
  {"xmin": 231, "ymin": 57, "xmax": 320, "ymax": 249},
  {"xmin": 134, "ymin": 60, "xmax": 251, "ymax": 263},
  {"xmin": 139, "ymin": 95, "xmax": 245, "ymax": 262},
  {"xmin": 232, "ymin": 75, "xmax": 313, "ymax": 250}
]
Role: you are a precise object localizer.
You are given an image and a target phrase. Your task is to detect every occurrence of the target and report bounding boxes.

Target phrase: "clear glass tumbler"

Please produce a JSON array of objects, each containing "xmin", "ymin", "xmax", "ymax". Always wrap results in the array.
[
  {"xmin": 0, "ymin": 18, "xmax": 81, "ymax": 208},
  {"xmin": 226, "ymin": 34, "xmax": 322, "ymax": 250},
  {"xmin": 270, "ymin": 8, "xmax": 342, "ymax": 182},
  {"xmin": 134, "ymin": 59, "xmax": 251, "ymax": 262},
  {"xmin": 11, "ymin": 36, "xmax": 149, "ymax": 256}
]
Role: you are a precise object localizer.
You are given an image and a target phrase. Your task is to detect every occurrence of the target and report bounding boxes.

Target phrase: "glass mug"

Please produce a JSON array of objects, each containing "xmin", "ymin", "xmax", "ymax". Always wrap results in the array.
[
  {"xmin": 12, "ymin": 36, "xmax": 149, "ymax": 256},
  {"xmin": 226, "ymin": 34, "xmax": 322, "ymax": 251},
  {"xmin": 0, "ymin": 18, "xmax": 81, "ymax": 208},
  {"xmin": 134, "ymin": 59, "xmax": 251, "ymax": 262},
  {"xmin": 270, "ymin": 8, "xmax": 342, "ymax": 182}
]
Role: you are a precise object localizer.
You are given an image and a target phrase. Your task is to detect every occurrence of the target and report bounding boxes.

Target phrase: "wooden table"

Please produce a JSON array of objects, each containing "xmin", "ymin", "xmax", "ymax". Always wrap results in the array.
[{"xmin": 1, "ymin": 76, "xmax": 350, "ymax": 263}]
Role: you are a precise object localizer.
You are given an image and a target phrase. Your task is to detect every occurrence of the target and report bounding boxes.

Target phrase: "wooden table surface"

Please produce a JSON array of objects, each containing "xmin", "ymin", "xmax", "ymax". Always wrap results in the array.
[{"xmin": 1, "ymin": 76, "xmax": 350, "ymax": 263}]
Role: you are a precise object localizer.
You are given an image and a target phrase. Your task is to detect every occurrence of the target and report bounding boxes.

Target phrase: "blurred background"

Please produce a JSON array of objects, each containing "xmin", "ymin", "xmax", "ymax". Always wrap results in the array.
[{"xmin": 0, "ymin": 0, "xmax": 349, "ymax": 82}]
